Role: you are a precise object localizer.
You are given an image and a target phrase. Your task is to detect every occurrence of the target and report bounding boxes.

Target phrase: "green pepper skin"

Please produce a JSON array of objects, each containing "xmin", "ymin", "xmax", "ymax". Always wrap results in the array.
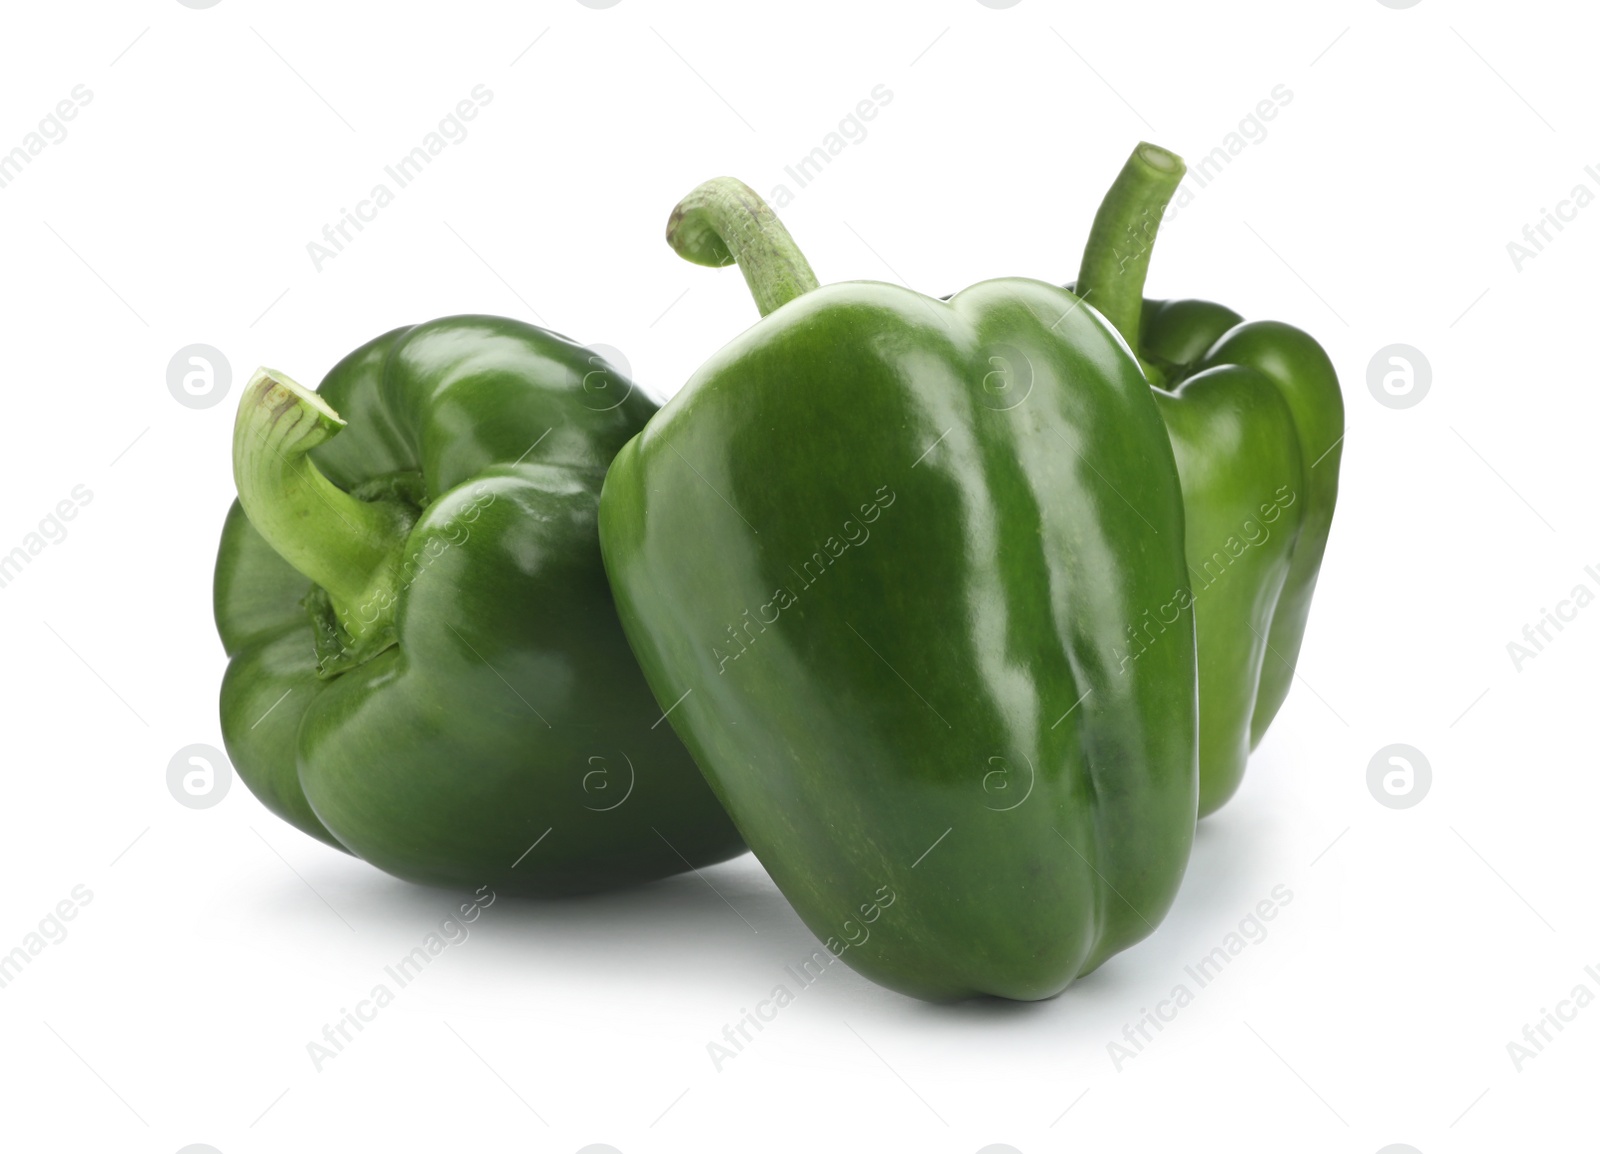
[
  {"xmin": 1137, "ymin": 299, "xmax": 1344, "ymax": 813},
  {"xmin": 600, "ymin": 279, "xmax": 1198, "ymax": 1001},
  {"xmin": 214, "ymin": 315, "xmax": 745, "ymax": 895}
]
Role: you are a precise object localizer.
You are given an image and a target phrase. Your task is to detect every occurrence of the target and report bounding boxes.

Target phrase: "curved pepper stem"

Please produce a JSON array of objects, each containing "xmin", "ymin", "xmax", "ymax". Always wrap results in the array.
[
  {"xmin": 666, "ymin": 177, "xmax": 820, "ymax": 317},
  {"xmin": 232, "ymin": 368, "xmax": 408, "ymax": 649},
  {"xmin": 1075, "ymin": 142, "xmax": 1186, "ymax": 363}
]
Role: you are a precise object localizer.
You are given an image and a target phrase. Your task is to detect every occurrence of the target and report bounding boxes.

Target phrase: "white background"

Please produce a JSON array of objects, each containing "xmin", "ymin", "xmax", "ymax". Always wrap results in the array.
[{"xmin": 0, "ymin": 1, "xmax": 1594, "ymax": 1151}]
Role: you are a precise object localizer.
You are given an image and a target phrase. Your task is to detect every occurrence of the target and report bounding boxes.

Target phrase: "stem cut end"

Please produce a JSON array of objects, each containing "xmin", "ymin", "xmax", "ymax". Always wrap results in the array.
[
  {"xmin": 232, "ymin": 365, "xmax": 410, "ymax": 652},
  {"xmin": 666, "ymin": 199, "xmax": 737, "ymax": 269},
  {"xmin": 665, "ymin": 177, "xmax": 820, "ymax": 316},
  {"xmin": 239, "ymin": 366, "xmax": 346, "ymax": 456},
  {"xmin": 1135, "ymin": 141, "xmax": 1184, "ymax": 174}
]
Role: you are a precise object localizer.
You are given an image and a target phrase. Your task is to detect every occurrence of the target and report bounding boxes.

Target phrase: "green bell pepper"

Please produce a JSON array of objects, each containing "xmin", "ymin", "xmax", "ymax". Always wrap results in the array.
[
  {"xmin": 599, "ymin": 180, "xmax": 1198, "ymax": 1001},
  {"xmin": 215, "ymin": 315, "xmax": 744, "ymax": 895},
  {"xmin": 1073, "ymin": 143, "xmax": 1344, "ymax": 815}
]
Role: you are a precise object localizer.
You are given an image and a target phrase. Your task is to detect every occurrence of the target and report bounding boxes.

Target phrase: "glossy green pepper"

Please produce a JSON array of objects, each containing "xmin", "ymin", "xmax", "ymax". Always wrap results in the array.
[
  {"xmin": 215, "ymin": 315, "xmax": 744, "ymax": 895},
  {"xmin": 1073, "ymin": 143, "xmax": 1344, "ymax": 815},
  {"xmin": 599, "ymin": 180, "xmax": 1197, "ymax": 1001}
]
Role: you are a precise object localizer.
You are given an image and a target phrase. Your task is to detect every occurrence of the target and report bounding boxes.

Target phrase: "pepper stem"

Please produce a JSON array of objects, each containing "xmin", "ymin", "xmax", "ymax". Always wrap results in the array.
[
  {"xmin": 1075, "ymin": 142, "xmax": 1186, "ymax": 359},
  {"xmin": 666, "ymin": 177, "xmax": 820, "ymax": 317},
  {"xmin": 232, "ymin": 367, "xmax": 409, "ymax": 648}
]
